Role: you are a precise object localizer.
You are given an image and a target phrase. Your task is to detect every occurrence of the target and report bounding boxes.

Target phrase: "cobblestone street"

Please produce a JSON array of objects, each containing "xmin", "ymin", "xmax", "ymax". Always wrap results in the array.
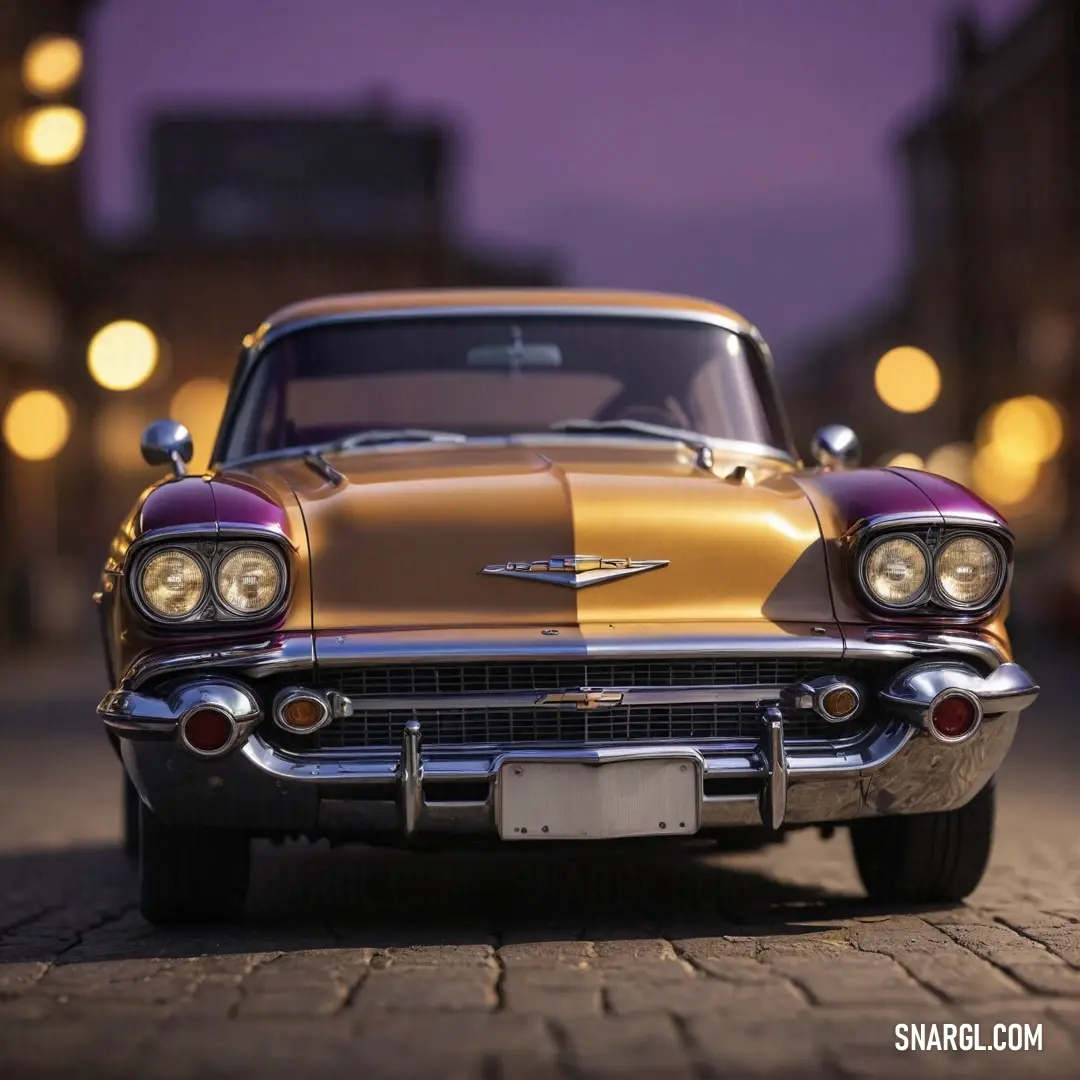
[{"xmin": 1, "ymin": 644, "xmax": 1078, "ymax": 1079}]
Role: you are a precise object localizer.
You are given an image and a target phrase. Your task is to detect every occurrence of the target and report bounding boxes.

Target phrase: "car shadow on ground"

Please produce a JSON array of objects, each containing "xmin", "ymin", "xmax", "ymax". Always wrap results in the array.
[{"xmin": 0, "ymin": 838, "xmax": 959, "ymax": 966}]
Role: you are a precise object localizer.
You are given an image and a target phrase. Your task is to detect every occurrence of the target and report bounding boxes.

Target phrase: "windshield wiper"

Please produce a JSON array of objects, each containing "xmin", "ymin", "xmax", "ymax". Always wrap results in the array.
[
  {"xmin": 550, "ymin": 419, "xmax": 726, "ymax": 472},
  {"xmin": 216, "ymin": 430, "xmax": 468, "ymax": 474},
  {"xmin": 550, "ymin": 418, "xmax": 710, "ymax": 447},
  {"xmin": 330, "ymin": 428, "xmax": 468, "ymax": 450}
]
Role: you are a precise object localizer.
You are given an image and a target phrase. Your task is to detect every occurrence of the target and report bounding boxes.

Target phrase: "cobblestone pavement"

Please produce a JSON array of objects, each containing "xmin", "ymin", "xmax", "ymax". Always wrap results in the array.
[{"xmin": 1, "ymin": 648, "xmax": 1079, "ymax": 1078}]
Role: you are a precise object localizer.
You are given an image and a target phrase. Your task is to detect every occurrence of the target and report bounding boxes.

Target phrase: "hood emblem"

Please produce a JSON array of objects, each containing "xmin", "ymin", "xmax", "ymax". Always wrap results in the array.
[
  {"xmin": 482, "ymin": 555, "xmax": 668, "ymax": 589},
  {"xmin": 536, "ymin": 689, "xmax": 624, "ymax": 711}
]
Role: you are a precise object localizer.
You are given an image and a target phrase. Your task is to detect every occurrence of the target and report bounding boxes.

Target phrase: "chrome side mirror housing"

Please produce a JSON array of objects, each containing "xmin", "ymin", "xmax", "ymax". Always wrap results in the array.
[
  {"xmin": 810, "ymin": 424, "xmax": 861, "ymax": 470},
  {"xmin": 141, "ymin": 419, "xmax": 194, "ymax": 477}
]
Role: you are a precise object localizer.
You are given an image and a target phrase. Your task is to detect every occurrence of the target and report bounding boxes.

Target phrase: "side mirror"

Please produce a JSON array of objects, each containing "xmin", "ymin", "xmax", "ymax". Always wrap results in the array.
[
  {"xmin": 141, "ymin": 419, "xmax": 194, "ymax": 477},
  {"xmin": 810, "ymin": 424, "xmax": 861, "ymax": 470}
]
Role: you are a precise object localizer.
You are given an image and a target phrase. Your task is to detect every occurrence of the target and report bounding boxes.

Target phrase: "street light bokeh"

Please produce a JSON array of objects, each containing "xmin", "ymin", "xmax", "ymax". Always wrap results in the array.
[
  {"xmin": 13, "ymin": 105, "xmax": 85, "ymax": 166},
  {"xmin": 874, "ymin": 346, "xmax": 941, "ymax": 413},
  {"xmin": 970, "ymin": 441, "xmax": 1041, "ymax": 507},
  {"xmin": 2, "ymin": 390, "xmax": 72, "ymax": 461},
  {"xmin": 87, "ymin": 320, "xmax": 160, "ymax": 391},
  {"xmin": 21, "ymin": 35, "xmax": 83, "ymax": 96},
  {"xmin": 980, "ymin": 395, "xmax": 1064, "ymax": 465}
]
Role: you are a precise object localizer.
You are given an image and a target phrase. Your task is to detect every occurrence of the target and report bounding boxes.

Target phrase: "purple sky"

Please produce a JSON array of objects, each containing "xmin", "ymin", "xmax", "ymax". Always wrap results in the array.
[{"xmin": 84, "ymin": 0, "xmax": 1028, "ymax": 359}]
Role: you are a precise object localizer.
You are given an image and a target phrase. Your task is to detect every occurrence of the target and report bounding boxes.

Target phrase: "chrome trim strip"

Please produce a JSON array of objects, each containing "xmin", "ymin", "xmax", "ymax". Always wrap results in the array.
[
  {"xmin": 119, "ymin": 627, "xmax": 1012, "ymax": 692},
  {"xmin": 314, "ymin": 631, "xmax": 848, "ymax": 668},
  {"xmin": 124, "ymin": 636, "xmax": 316, "ymax": 691},
  {"xmin": 127, "ymin": 522, "xmax": 295, "ymax": 556},
  {"xmin": 850, "ymin": 510, "xmax": 1015, "ymax": 540},
  {"xmin": 849, "ymin": 630, "xmax": 1007, "ymax": 670},
  {"xmin": 338, "ymin": 685, "xmax": 792, "ymax": 713},
  {"xmin": 250, "ymin": 304, "xmax": 759, "ymax": 360}
]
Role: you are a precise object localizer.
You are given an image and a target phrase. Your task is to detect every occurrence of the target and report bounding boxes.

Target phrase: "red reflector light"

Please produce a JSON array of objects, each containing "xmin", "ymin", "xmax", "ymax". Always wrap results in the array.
[
  {"xmin": 929, "ymin": 694, "xmax": 979, "ymax": 741},
  {"xmin": 182, "ymin": 708, "xmax": 234, "ymax": 754}
]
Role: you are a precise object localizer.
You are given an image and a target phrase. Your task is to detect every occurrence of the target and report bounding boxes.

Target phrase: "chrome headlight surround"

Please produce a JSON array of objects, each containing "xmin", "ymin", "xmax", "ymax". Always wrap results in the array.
[
  {"xmin": 130, "ymin": 547, "xmax": 209, "ymax": 623},
  {"xmin": 212, "ymin": 544, "xmax": 288, "ymax": 617},
  {"xmin": 853, "ymin": 521, "xmax": 1011, "ymax": 619},
  {"xmin": 931, "ymin": 531, "xmax": 1008, "ymax": 613},
  {"xmin": 127, "ymin": 530, "xmax": 292, "ymax": 629},
  {"xmin": 856, "ymin": 532, "xmax": 933, "ymax": 611}
]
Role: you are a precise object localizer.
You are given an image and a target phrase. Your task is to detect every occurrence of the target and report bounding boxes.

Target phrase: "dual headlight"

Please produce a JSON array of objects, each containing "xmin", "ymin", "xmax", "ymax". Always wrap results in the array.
[
  {"xmin": 861, "ymin": 532, "xmax": 1005, "ymax": 611},
  {"xmin": 137, "ymin": 544, "xmax": 286, "ymax": 622}
]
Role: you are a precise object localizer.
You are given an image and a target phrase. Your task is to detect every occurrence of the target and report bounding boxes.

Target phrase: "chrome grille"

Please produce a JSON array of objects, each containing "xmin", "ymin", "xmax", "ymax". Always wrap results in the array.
[
  {"xmin": 324, "ymin": 658, "xmax": 825, "ymax": 698},
  {"xmin": 256, "ymin": 658, "xmax": 888, "ymax": 755},
  {"xmin": 266, "ymin": 702, "xmax": 853, "ymax": 754}
]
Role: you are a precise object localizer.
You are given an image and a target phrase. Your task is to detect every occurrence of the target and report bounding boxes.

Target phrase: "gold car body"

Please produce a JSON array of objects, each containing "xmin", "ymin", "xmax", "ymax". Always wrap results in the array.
[{"xmin": 97, "ymin": 289, "xmax": 1035, "ymax": 845}]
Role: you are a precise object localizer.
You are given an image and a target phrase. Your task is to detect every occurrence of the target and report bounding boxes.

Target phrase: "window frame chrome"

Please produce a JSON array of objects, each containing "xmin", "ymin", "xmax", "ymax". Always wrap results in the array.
[{"xmin": 210, "ymin": 304, "xmax": 800, "ymax": 468}]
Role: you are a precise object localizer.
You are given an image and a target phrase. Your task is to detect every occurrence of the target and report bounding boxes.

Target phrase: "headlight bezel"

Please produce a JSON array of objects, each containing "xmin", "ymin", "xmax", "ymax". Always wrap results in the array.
[
  {"xmin": 134, "ymin": 547, "xmax": 209, "ymax": 622},
  {"xmin": 857, "ymin": 532, "xmax": 933, "ymax": 610},
  {"xmin": 213, "ymin": 544, "xmax": 289, "ymax": 617},
  {"xmin": 854, "ymin": 523, "xmax": 1010, "ymax": 618},
  {"xmin": 930, "ymin": 530, "xmax": 1008, "ymax": 612},
  {"xmin": 128, "ymin": 533, "xmax": 291, "ymax": 629}
]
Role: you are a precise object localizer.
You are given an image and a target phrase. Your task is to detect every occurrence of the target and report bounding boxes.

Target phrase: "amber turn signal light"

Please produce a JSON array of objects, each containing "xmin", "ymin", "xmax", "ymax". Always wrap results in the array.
[
  {"xmin": 283, "ymin": 697, "xmax": 323, "ymax": 730},
  {"xmin": 820, "ymin": 686, "xmax": 859, "ymax": 720},
  {"xmin": 273, "ymin": 688, "xmax": 332, "ymax": 734}
]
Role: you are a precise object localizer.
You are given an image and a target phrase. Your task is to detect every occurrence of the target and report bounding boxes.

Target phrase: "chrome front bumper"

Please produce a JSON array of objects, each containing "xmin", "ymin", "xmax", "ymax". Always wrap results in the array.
[{"xmin": 100, "ymin": 645, "xmax": 1039, "ymax": 840}]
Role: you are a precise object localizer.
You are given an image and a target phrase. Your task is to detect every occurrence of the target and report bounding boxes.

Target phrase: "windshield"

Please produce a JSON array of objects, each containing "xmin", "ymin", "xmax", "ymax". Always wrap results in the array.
[{"xmin": 219, "ymin": 315, "xmax": 789, "ymax": 461}]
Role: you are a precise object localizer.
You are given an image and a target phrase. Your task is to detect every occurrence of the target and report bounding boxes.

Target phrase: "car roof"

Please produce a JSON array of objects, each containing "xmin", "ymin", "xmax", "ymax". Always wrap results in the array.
[{"xmin": 247, "ymin": 289, "xmax": 758, "ymax": 351}]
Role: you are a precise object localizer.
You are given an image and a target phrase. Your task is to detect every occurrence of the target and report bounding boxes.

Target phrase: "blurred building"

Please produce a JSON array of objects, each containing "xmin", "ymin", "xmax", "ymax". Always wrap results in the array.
[
  {"xmin": 0, "ymin": 29, "xmax": 559, "ymax": 643},
  {"xmin": 791, "ymin": 0, "xmax": 1079, "ymax": 552},
  {"xmin": 0, "ymin": 1, "xmax": 97, "ymax": 645},
  {"xmin": 78, "ymin": 95, "xmax": 559, "ymax": 596}
]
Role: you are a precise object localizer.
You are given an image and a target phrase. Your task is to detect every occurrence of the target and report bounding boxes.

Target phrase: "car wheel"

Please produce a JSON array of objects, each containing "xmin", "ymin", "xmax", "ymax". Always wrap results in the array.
[
  {"xmin": 122, "ymin": 774, "xmax": 140, "ymax": 862},
  {"xmin": 849, "ymin": 778, "xmax": 995, "ymax": 904},
  {"xmin": 138, "ymin": 801, "xmax": 251, "ymax": 925}
]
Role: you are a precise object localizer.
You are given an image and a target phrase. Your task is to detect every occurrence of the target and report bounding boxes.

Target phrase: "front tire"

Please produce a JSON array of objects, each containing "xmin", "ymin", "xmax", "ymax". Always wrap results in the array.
[
  {"xmin": 850, "ymin": 779, "xmax": 995, "ymax": 904},
  {"xmin": 138, "ymin": 802, "xmax": 251, "ymax": 924}
]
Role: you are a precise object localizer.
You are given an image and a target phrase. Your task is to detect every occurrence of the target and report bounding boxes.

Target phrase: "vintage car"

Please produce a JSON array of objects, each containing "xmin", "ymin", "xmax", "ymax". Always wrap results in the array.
[{"xmin": 96, "ymin": 289, "xmax": 1039, "ymax": 923}]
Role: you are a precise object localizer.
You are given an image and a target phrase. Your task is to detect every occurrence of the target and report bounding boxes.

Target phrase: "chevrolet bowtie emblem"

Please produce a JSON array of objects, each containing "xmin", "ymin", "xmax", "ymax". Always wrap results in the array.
[
  {"xmin": 536, "ymin": 689, "xmax": 625, "ymax": 711},
  {"xmin": 481, "ymin": 555, "xmax": 668, "ymax": 588}
]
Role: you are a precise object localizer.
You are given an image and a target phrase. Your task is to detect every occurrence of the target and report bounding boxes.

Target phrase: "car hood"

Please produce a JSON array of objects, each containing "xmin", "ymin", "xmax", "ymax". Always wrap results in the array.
[{"xmin": 237, "ymin": 441, "xmax": 834, "ymax": 631}]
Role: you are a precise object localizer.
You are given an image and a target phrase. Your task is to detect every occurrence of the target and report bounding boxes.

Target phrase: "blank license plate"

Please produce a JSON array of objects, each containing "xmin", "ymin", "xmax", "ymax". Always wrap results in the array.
[{"xmin": 497, "ymin": 758, "xmax": 700, "ymax": 840}]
